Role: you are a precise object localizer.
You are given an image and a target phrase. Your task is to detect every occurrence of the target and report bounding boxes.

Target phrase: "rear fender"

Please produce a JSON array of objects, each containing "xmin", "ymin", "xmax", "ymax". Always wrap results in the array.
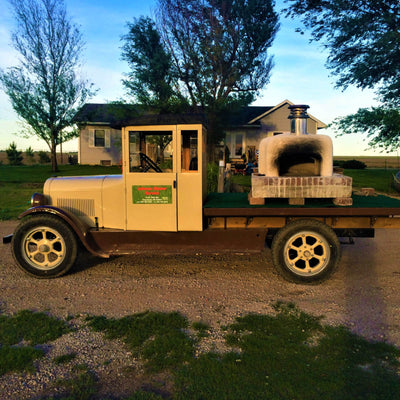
[{"xmin": 18, "ymin": 207, "xmax": 109, "ymax": 258}]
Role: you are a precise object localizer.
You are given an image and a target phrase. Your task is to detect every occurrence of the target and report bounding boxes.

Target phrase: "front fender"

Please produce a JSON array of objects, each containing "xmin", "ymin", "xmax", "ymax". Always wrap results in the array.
[{"xmin": 18, "ymin": 206, "xmax": 109, "ymax": 258}]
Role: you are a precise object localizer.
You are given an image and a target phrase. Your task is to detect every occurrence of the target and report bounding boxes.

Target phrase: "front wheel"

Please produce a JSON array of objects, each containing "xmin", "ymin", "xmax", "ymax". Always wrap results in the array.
[
  {"xmin": 12, "ymin": 215, "xmax": 78, "ymax": 278},
  {"xmin": 271, "ymin": 219, "xmax": 341, "ymax": 283}
]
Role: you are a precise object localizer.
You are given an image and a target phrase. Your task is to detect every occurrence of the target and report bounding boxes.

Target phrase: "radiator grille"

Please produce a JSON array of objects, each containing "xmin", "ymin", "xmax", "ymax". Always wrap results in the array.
[{"xmin": 56, "ymin": 198, "xmax": 95, "ymax": 216}]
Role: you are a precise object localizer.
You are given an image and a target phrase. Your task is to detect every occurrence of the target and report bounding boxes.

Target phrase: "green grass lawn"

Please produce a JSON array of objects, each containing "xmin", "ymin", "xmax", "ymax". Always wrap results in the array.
[{"xmin": 344, "ymin": 169, "xmax": 398, "ymax": 193}]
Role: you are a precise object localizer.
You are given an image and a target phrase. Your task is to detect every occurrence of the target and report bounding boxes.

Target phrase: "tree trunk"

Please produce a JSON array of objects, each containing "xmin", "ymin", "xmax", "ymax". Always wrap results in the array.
[
  {"xmin": 60, "ymin": 138, "xmax": 63, "ymax": 164},
  {"xmin": 51, "ymin": 135, "xmax": 58, "ymax": 172}
]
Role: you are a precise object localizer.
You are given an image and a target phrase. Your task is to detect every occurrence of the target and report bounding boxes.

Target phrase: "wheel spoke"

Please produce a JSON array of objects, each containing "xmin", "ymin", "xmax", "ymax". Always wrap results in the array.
[
  {"xmin": 310, "ymin": 241, "xmax": 322, "ymax": 250},
  {"xmin": 305, "ymin": 260, "xmax": 314, "ymax": 273},
  {"xmin": 27, "ymin": 249, "xmax": 40, "ymax": 259},
  {"xmin": 26, "ymin": 235, "xmax": 41, "ymax": 245},
  {"xmin": 289, "ymin": 254, "xmax": 301, "ymax": 264}
]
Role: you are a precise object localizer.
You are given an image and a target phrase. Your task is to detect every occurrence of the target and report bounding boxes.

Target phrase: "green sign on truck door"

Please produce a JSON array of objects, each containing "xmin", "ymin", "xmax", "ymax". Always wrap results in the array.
[{"xmin": 132, "ymin": 185, "xmax": 172, "ymax": 204}]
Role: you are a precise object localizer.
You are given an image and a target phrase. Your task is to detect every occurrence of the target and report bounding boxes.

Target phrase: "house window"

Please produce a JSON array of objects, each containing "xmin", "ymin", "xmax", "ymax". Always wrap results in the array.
[
  {"xmin": 94, "ymin": 130, "xmax": 105, "ymax": 147},
  {"xmin": 235, "ymin": 134, "xmax": 243, "ymax": 156},
  {"xmin": 89, "ymin": 129, "xmax": 110, "ymax": 148}
]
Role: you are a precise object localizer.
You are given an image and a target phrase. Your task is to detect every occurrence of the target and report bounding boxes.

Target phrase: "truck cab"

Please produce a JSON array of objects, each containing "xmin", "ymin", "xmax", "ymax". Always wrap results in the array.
[{"xmin": 40, "ymin": 123, "xmax": 207, "ymax": 232}]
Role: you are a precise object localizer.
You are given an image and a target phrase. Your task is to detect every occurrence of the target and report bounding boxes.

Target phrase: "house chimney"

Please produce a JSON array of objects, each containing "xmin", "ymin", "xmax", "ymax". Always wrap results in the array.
[{"xmin": 288, "ymin": 104, "xmax": 309, "ymax": 135}]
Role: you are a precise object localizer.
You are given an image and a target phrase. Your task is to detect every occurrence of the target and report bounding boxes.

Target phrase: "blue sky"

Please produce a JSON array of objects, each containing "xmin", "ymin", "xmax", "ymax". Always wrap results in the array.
[{"xmin": 0, "ymin": 0, "xmax": 393, "ymax": 156}]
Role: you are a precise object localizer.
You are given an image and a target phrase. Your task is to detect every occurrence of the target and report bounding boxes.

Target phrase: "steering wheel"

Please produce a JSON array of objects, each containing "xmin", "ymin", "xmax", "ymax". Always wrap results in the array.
[{"xmin": 140, "ymin": 152, "xmax": 162, "ymax": 173}]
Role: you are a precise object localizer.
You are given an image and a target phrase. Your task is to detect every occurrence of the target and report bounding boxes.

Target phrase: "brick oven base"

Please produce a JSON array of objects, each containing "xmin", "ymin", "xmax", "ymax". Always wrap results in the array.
[{"xmin": 250, "ymin": 174, "xmax": 353, "ymax": 206}]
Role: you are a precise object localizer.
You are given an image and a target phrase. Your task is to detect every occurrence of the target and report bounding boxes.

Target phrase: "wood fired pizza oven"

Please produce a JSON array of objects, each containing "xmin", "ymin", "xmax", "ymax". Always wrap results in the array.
[{"xmin": 258, "ymin": 105, "xmax": 333, "ymax": 177}]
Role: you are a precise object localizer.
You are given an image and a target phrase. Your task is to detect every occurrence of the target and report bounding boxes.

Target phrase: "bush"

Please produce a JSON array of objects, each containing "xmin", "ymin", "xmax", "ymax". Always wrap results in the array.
[
  {"xmin": 335, "ymin": 159, "xmax": 367, "ymax": 169},
  {"xmin": 207, "ymin": 162, "xmax": 219, "ymax": 193},
  {"xmin": 6, "ymin": 142, "xmax": 23, "ymax": 165},
  {"xmin": 38, "ymin": 151, "xmax": 51, "ymax": 164},
  {"xmin": 25, "ymin": 146, "xmax": 35, "ymax": 164}
]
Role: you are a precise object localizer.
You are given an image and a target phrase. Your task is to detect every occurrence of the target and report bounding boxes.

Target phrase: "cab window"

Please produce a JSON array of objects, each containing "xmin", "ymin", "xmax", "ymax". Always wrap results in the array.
[
  {"xmin": 181, "ymin": 130, "xmax": 198, "ymax": 172},
  {"xmin": 129, "ymin": 131, "xmax": 173, "ymax": 173}
]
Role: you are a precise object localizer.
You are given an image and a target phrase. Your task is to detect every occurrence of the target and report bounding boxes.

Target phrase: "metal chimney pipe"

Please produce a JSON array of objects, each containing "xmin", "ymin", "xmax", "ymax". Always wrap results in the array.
[{"xmin": 288, "ymin": 104, "xmax": 309, "ymax": 135}]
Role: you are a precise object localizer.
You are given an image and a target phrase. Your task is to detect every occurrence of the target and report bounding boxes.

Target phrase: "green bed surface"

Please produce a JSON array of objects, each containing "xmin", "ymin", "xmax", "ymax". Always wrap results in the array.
[{"xmin": 204, "ymin": 192, "xmax": 400, "ymax": 209}]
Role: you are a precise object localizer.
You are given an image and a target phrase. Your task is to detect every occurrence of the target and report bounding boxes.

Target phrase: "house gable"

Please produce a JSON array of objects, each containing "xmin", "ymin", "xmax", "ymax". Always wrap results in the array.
[
  {"xmin": 248, "ymin": 100, "xmax": 327, "ymax": 131},
  {"xmin": 225, "ymin": 100, "xmax": 327, "ymax": 162}
]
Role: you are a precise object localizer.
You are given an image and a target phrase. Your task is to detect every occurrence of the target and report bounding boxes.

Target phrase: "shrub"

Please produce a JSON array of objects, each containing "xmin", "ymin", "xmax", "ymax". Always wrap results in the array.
[
  {"xmin": 25, "ymin": 146, "xmax": 34, "ymax": 157},
  {"xmin": 207, "ymin": 162, "xmax": 219, "ymax": 193},
  {"xmin": 335, "ymin": 159, "xmax": 367, "ymax": 169},
  {"xmin": 342, "ymin": 159, "xmax": 367, "ymax": 169},
  {"xmin": 38, "ymin": 150, "xmax": 51, "ymax": 164},
  {"xmin": 25, "ymin": 146, "xmax": 35, "ymax": 164},
  {"xmin": 6, "ymin": 142, "xmax": 23, "ymax": 165}
]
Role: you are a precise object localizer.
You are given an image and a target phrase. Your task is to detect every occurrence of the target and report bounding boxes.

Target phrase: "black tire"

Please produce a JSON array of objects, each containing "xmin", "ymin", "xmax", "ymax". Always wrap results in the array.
[
  {"xmin": 271, "ymin": 219, "xmax": 341, "ymax": 283},
  {"xmin": 12, "ymin": 214, "xmax": 78, "ymax": 278}
]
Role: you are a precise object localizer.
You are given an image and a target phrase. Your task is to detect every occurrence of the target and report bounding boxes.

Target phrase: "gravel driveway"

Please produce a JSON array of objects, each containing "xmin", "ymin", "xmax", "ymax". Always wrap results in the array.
[{"xmin": 1, "ymin": 220, "xmax": 400, "ymax": 398}]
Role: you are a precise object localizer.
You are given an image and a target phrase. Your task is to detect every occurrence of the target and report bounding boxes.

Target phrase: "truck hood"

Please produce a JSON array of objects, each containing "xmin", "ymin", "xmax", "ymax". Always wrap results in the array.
[{"xmin": 43, "ymin": 175, "xmax": 124, "ymax": 228}]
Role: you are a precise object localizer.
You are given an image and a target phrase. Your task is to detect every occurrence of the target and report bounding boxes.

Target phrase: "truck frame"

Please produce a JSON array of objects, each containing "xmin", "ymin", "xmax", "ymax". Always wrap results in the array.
[{"xmin": 4, "ymin": 122, "xmax": 400, "ymax": 283}]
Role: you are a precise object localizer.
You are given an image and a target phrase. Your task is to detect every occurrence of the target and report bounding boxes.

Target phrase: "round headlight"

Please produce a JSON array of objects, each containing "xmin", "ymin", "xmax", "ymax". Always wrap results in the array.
[{"xmin": 31, "ymin": 193, "xmax": 47, "ymax": 207}]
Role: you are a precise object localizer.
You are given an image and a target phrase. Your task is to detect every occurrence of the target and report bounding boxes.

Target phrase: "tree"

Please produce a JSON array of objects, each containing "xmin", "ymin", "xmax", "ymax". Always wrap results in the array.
[
  {"xmin": 6, "ymin": 142, "xmax": 23, "ymax": 165},
  {"xmin": 284, "ymin": 0, "xmax": 400, "ymax": 152},
  {"xmin": 157, "ymin": 0, "xmax": 279, "ymax": 146},
  {"xmin": 25, "ymin": 146, "xmax": 35, "ymax": 163},
  {"xmin": 121, "ymin": 17, "xmax": 187, "ymax": 112},
  {"xmin": 0, "ymin": 0, "xmax": 94, "ymax": 172},
  {"xmin": 122, "ymin": 0, "xmax": 279, "ymax": 157}
]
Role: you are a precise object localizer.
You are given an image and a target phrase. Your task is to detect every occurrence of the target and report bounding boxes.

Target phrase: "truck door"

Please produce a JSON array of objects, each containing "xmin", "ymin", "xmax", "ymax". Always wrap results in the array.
[
  {"xmin": 123, "ymin": 126, "xmax": 177, "ymax": 231},
  {"xmin": 177, "ymin": 125, "xmax": 205, "ymax": 231}
]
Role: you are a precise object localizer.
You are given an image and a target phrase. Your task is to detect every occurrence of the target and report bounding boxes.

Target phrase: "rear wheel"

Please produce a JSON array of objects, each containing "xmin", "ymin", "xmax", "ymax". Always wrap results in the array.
[
  {"xmin": 271, "ymin": 219, "xmax": 341, "ymax": 283},
  {"xmin": 12, "ymin": 215, "xmax": 78, "ymax": 278}
]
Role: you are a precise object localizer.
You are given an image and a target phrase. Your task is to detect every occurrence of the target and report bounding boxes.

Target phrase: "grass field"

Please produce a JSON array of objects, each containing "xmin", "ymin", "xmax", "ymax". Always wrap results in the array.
[{"xmin": 344, "ymin": 169, "xmax": 398, "ymax": 193}]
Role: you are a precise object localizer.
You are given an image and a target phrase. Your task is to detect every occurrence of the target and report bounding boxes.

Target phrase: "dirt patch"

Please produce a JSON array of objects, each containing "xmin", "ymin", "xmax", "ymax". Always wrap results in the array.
[{"xmin": 1, "ymin": 220, "xmax": 400, "ymax": 398}]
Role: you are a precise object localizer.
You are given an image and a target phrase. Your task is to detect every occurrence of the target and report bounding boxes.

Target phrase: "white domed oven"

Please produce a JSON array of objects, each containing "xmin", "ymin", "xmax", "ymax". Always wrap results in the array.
[{"xmin": 251, "ymin": 105, "xmax": 352, "ymax": 206}]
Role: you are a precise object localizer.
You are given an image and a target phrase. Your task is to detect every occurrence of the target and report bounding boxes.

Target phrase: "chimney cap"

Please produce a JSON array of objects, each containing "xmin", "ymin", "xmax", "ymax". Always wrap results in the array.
[{"xmin": 288, "ymin": 104, "xmax": 310, "ymax": 119}]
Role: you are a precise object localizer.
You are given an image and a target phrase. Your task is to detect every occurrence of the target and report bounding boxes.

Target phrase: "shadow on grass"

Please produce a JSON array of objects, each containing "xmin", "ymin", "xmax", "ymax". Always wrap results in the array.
[{"xmin": 88, "ymin": 302, "xmax": 400, "ymax": 400}]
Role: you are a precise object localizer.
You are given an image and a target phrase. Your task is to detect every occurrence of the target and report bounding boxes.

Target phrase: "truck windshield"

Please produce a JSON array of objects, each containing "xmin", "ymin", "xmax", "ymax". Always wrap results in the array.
[{"xmin": 129, "ymin": 131, "xmax": 173, "ymax": 173}]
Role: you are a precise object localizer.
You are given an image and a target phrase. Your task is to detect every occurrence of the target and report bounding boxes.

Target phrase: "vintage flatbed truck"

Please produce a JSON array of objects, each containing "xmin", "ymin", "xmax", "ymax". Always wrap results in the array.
[{"xmin": 3, "ymin": 122, "xmax": 400, "ymax": 283}]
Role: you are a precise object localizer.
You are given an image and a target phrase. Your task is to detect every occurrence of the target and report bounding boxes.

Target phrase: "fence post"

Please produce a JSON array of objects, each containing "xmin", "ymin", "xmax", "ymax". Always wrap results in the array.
[{"xmin": 218, "ymin": 160, "xmax": 225, "ymax": 193}]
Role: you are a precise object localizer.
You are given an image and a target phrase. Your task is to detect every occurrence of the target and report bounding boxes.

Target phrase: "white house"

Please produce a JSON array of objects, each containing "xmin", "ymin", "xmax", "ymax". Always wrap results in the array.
[{"xmin": 75, "ymin": 100, "xmax": 326, "ymax": 165}]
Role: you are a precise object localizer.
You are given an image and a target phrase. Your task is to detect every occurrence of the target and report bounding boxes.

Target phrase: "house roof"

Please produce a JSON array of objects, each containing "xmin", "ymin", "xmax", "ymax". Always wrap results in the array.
[
  {"xmin": 74, "ymin": 101, "xmax": 327, "ymax": 129},
  {"xmin": 226, "ymin": 106, "xmax": 273, "ymax": 127},
  {"xmin": 74, "ymin": 103, "xmax": 206, "ymax": 128}
]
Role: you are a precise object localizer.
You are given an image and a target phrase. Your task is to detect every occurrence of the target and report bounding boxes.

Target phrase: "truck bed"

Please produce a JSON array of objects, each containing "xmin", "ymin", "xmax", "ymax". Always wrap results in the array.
[
  {"xmin": 203, "ymin": 192, "xmax": 400, "ymax": 217},
  {"xmin": 203, "ymin": 193, "xmax": 400, "ymax": 230}
]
